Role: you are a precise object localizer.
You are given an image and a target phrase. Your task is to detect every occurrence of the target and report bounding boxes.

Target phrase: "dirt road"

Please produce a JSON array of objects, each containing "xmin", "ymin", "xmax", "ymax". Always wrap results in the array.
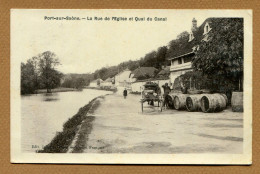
[{"xmin": 82, "ymin": 89, "xmax": 243, "ymax": 153}]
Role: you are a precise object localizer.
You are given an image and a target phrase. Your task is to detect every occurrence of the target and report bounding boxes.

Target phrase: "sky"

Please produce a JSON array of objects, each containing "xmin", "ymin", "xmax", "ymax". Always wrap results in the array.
[{"xmin": 11, "ymin": 10, "xmax": 247, "ymax": 74}]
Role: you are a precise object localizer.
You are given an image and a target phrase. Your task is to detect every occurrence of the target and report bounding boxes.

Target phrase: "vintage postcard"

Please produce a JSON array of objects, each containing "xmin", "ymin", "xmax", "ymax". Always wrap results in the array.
[{"xmin": 11, "ymin": 9, "xmax": 252, "ymax": 164}]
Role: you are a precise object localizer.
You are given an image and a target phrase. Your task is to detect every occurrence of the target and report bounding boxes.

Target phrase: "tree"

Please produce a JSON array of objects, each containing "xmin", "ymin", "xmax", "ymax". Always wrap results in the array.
[
  {"xmin": 166, "ymin": 31, "xmax": 189, "ymax": 59},
  {"xmin": 192, "ymin": 18, "xmax": 243, "ymax": 91},
  {"xmin": 75, "ymin": 78, "xmax": 85, "ymax": 89},
  {"xmin": 155, "ymin": 46, "xmax": 168, "ymax": 68},
  {"xmin": 21, "ymin": 61, "xmax": 37, "ymax": 94},
  {"xmin": 177, "ymin": 31, "xmax": 189, "ymax": 39},
  {"xmin": 141, "ymin": 51, "xmax": 157, "ymax": 67},
  {"xmin": 38, "ymin": 51, "xmax": 63, "ymax": 93}
]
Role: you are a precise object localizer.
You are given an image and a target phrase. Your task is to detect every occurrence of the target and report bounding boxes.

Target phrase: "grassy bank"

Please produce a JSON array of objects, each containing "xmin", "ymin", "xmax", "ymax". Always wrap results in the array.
[
  {"xmin": 71, "ymin": 99, "xmax": 102, "ymax": 153},
  {"xmin": 130, "ymin": 91, "xmax": 141, "ymax": 95},
  {"xmin": 37, "ymin": 97, "xmax": 101, "ymax": 153}
]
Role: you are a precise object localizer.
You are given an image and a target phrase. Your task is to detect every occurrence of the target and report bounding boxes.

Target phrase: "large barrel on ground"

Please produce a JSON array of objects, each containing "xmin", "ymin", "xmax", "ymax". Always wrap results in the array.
[
  {"xmin": 169, "ymin": 93, "xmax": 178, "ymax": 109},
  {"xmin": 220, "ymin": 93, "xmax": 228, "ymax": 107},
  {"xmin": 186, "ymin": 94, "xmax": 203, "ymax": 112},
  {"xmin": 173, "ymin": 94, "xmax": 189, "ymax": 110},
  {"xmin": 165, "ymin": 95, "xmax": 174, "ymax": 109},
  {"xmin": 200, "ymin": 94, "xmax": 227, "ymax": 113},
  {"xmin": 231, "ymin": 92, "xmax": 243, "ymax": 112}
]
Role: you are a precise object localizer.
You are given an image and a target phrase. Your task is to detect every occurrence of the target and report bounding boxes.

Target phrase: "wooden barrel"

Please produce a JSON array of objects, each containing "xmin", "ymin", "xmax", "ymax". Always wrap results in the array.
[
  {"xmin": 174, "ymin": 94, "xmax": 189, "ymax": 110},
  {"xmin": 200, "ymin": 94, "xmax": 227, "ymax": 113},
  {"xmin": 231, "ymin": 92, "xmax": 243, "ymax": 112},
  {"xmin": 186, "ymin": 95, "xmax": 203, "ymax": 112},
  {"xmin": 220, "ymin": 93, "xmax": 228, "ymax": 104},
  {"xmin": 166, "ymin": 95, "xmax": 174, "ymax": 109},
  {"xmin": 169, "ymin": 93, "xmax": 177, "ymax": 109}
]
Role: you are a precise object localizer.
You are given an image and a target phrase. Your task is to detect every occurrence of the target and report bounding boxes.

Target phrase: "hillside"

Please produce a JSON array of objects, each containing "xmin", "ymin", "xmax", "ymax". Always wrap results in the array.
[{"xmin": 62, "ymin": 31, "xmax": 188, "ymax": 85}]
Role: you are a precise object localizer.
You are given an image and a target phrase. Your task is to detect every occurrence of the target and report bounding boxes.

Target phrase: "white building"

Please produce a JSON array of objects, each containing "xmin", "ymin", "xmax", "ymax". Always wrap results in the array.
[
  {"xmin": 168, "ymin": 18, "xmax": 214, "ymax": 84},
  {"xmin": 131, "ymin": 80, "xmax": 146, "ymax": 93},
  {"xmin": 89, "ymin": 78, "xmax": 103, "ymax": 87},
  {"xmin": 100, "ymin": 77, "xmax": 114, "ymax": 87},
  {"xmin": 129, "ymin": 67, "xmax": 158, "ymax": 93},
  {"xmin": 114, "ymin": 68, "xmax": 132, "ymax": 88}
]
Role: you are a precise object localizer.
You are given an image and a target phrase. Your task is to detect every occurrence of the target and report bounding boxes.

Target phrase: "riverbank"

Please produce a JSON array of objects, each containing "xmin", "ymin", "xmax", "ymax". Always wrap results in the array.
[
  {"xmin": 85, "ymin": 86, "xmax": 117, "ymax": 92},
  {"xmin": 36, "ymin": 87, "xmax": 80, "ymax": 94},
  {"xmin": 37, "ymin": 96, "xmax": 104, "ymax": 153}
]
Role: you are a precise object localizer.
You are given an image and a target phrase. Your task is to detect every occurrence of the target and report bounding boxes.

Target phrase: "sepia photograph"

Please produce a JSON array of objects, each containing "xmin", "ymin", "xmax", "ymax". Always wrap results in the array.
[{"xmin": 10, "ymin": 9, "xmax": 252, "ymax": 164}]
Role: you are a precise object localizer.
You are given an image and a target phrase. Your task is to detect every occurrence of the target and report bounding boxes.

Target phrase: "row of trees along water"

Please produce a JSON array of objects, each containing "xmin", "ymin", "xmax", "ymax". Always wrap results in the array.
[
  {"xmin": 21, "ymin": 51, "xmax": 87, "ymax": 95},
  {"xmin": 21, "ymin": 51, "xmax": 62, "ymax": 94}
]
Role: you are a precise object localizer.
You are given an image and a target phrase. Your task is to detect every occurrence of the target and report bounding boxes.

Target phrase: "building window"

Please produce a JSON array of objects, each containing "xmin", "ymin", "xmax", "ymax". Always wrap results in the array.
[
  {"xmin": 203, "ymin": 22, "xmax": 211, "ymax": 35},
  {"xmin": 178, "ymin": 58, "xmax": 182, "ymax": 64},
  {"xmin": 184, "ymin": 56, "xmax": 192, "ymax": 63},
  {"xmin": 189, "ymin": 32, "xmax": 194, "ymax": 42}
]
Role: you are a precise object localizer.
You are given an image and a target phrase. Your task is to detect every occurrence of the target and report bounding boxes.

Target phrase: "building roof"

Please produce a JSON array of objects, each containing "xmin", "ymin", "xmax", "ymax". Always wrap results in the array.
[
  {"xmin": 157, "ymin": 66, "xmax": 170, "ymax": 75},
  {"xmin": 90, "ymin": 78, "xmax": 103, "ymax": 83},
  {"xmin": 168, "ymin": 18, "xmax": 226, "ymax": 60},
  {"xmin": 130, "ymin": 67, "xmax": 158, "ymax": 79},
  {"xmin": 154, "ymin": 66, "xmax": 170, "ymax": 80},
  {"xmin": 104, "ymin": 77, "xmax": 113, "ymax": 82}
]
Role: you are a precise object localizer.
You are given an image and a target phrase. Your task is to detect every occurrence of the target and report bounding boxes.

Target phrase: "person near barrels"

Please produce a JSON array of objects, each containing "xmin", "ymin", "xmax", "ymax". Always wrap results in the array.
[
  {"xmin": 162, "ymin": 83, "xmax": 171, "ymax": 108},
  {"xmin": 180, "ymin": 81, "xmax": 188, "ymax": 94},
  {"xmin": 123, "ymin": 88, "xmax": 127, "ymax": 99}
]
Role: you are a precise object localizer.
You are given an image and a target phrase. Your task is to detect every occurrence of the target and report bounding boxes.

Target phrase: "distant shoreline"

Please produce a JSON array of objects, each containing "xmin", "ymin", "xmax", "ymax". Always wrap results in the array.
[
  {"xmin": 21, "ymin": 87, "xmax": 81, "ymax": 95},
  {"xmin": 36, "ymin": 87, "xmax": 81, "ymax": 94},
  {"xmin": 85, "ymin": 86, "xmax": 117, "ymax": 92}
]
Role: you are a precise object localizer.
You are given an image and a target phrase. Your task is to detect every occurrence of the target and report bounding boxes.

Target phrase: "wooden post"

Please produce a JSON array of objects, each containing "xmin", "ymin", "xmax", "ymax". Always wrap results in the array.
[
  {"xmin": 238, "ymin": 78, "xmax": 241, "ymax": 91},
  {"xmin": 190, "ymin": 77, "xmax": 192, "ymax": 89}
]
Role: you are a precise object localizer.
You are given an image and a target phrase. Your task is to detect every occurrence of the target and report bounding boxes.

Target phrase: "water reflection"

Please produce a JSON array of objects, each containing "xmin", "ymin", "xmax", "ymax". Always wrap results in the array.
[
  {"xmin": 21, "ymin": 89, "xmax": 112, "ymax": 152},
  {"xmin": 42, "ymin": 93, "xmax": 59, "ymax": 102}
]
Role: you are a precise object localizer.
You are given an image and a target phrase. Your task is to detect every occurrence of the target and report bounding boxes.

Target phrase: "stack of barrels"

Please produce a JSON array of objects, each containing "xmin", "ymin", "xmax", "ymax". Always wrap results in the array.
[{"xmin": 172, "ymin": 93, "xmax": 228, "ymax": 113}]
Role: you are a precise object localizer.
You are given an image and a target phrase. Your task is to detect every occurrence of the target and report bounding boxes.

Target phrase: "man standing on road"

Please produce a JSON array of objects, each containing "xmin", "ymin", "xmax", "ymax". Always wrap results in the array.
[
  {"xmin": 162, "ymin": 83, "xmax": 171, "ymax": 108},
  {"xmin": 123, "ymin": 88, "xmax": 128, "ymax": 99}
]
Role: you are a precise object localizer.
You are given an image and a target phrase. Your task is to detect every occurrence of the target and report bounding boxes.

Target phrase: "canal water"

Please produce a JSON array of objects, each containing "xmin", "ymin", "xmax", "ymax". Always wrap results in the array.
[{"xmin": 21, "ymin": 89, "xmax": 113, "ymax": 152}]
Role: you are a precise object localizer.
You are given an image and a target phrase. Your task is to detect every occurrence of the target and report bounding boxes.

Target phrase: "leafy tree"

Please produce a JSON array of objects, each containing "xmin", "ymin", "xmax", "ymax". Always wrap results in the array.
[
  {"xmin": 61, "ymin": 77, "xmax": 86, "ymax": 89},
  {"xmin": 166, "ymin": 31, "xmax": 189, "ymax": 59},
  {"xmin": 177, "ymin": 31, "xmax": 189, "ymax": 39},
  {"xmin": 21, "ymin": 51, "xmax": 63, "ymax": 94},
  {"xmin": 156, "ymin": 46, "xmax": 168, "ymax": 67},
  {"xmin": 21, "ymin": 61, "xmax": 37, "ymax": 94},
  {"xmin": 61, "ymin": 78, "xmax": 73, "ymax": 88},
  {"xmin": 141, "ymin": 51, "xmax": 157, "ymax": 67},
  {"xmin": 75, "ymin": 78, "xmax": 85, "ymax": 89},
  {"xmin": 38, "ymin": 51, "xmax": 63, "ymax": 93},
  {"xmin": 192, "ymin": 18, "xmax": 243, "ymax": 91}
]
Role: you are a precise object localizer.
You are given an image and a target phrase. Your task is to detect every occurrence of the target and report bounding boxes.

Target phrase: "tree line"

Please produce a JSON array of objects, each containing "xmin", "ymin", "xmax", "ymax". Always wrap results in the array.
[
  {"xmin": 21, "ymin": 51, "xmax": 92, "ymax": 94},
  {"xmin": 21, "ymin": 51, "xmax": 63, "ymax": 94}
]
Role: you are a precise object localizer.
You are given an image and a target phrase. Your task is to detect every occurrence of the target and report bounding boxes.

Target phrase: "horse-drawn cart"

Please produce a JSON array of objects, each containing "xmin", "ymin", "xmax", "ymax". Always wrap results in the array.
[{"xmin": 140, "ymin": 82, "xmax": 163, "ymax": 112}]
